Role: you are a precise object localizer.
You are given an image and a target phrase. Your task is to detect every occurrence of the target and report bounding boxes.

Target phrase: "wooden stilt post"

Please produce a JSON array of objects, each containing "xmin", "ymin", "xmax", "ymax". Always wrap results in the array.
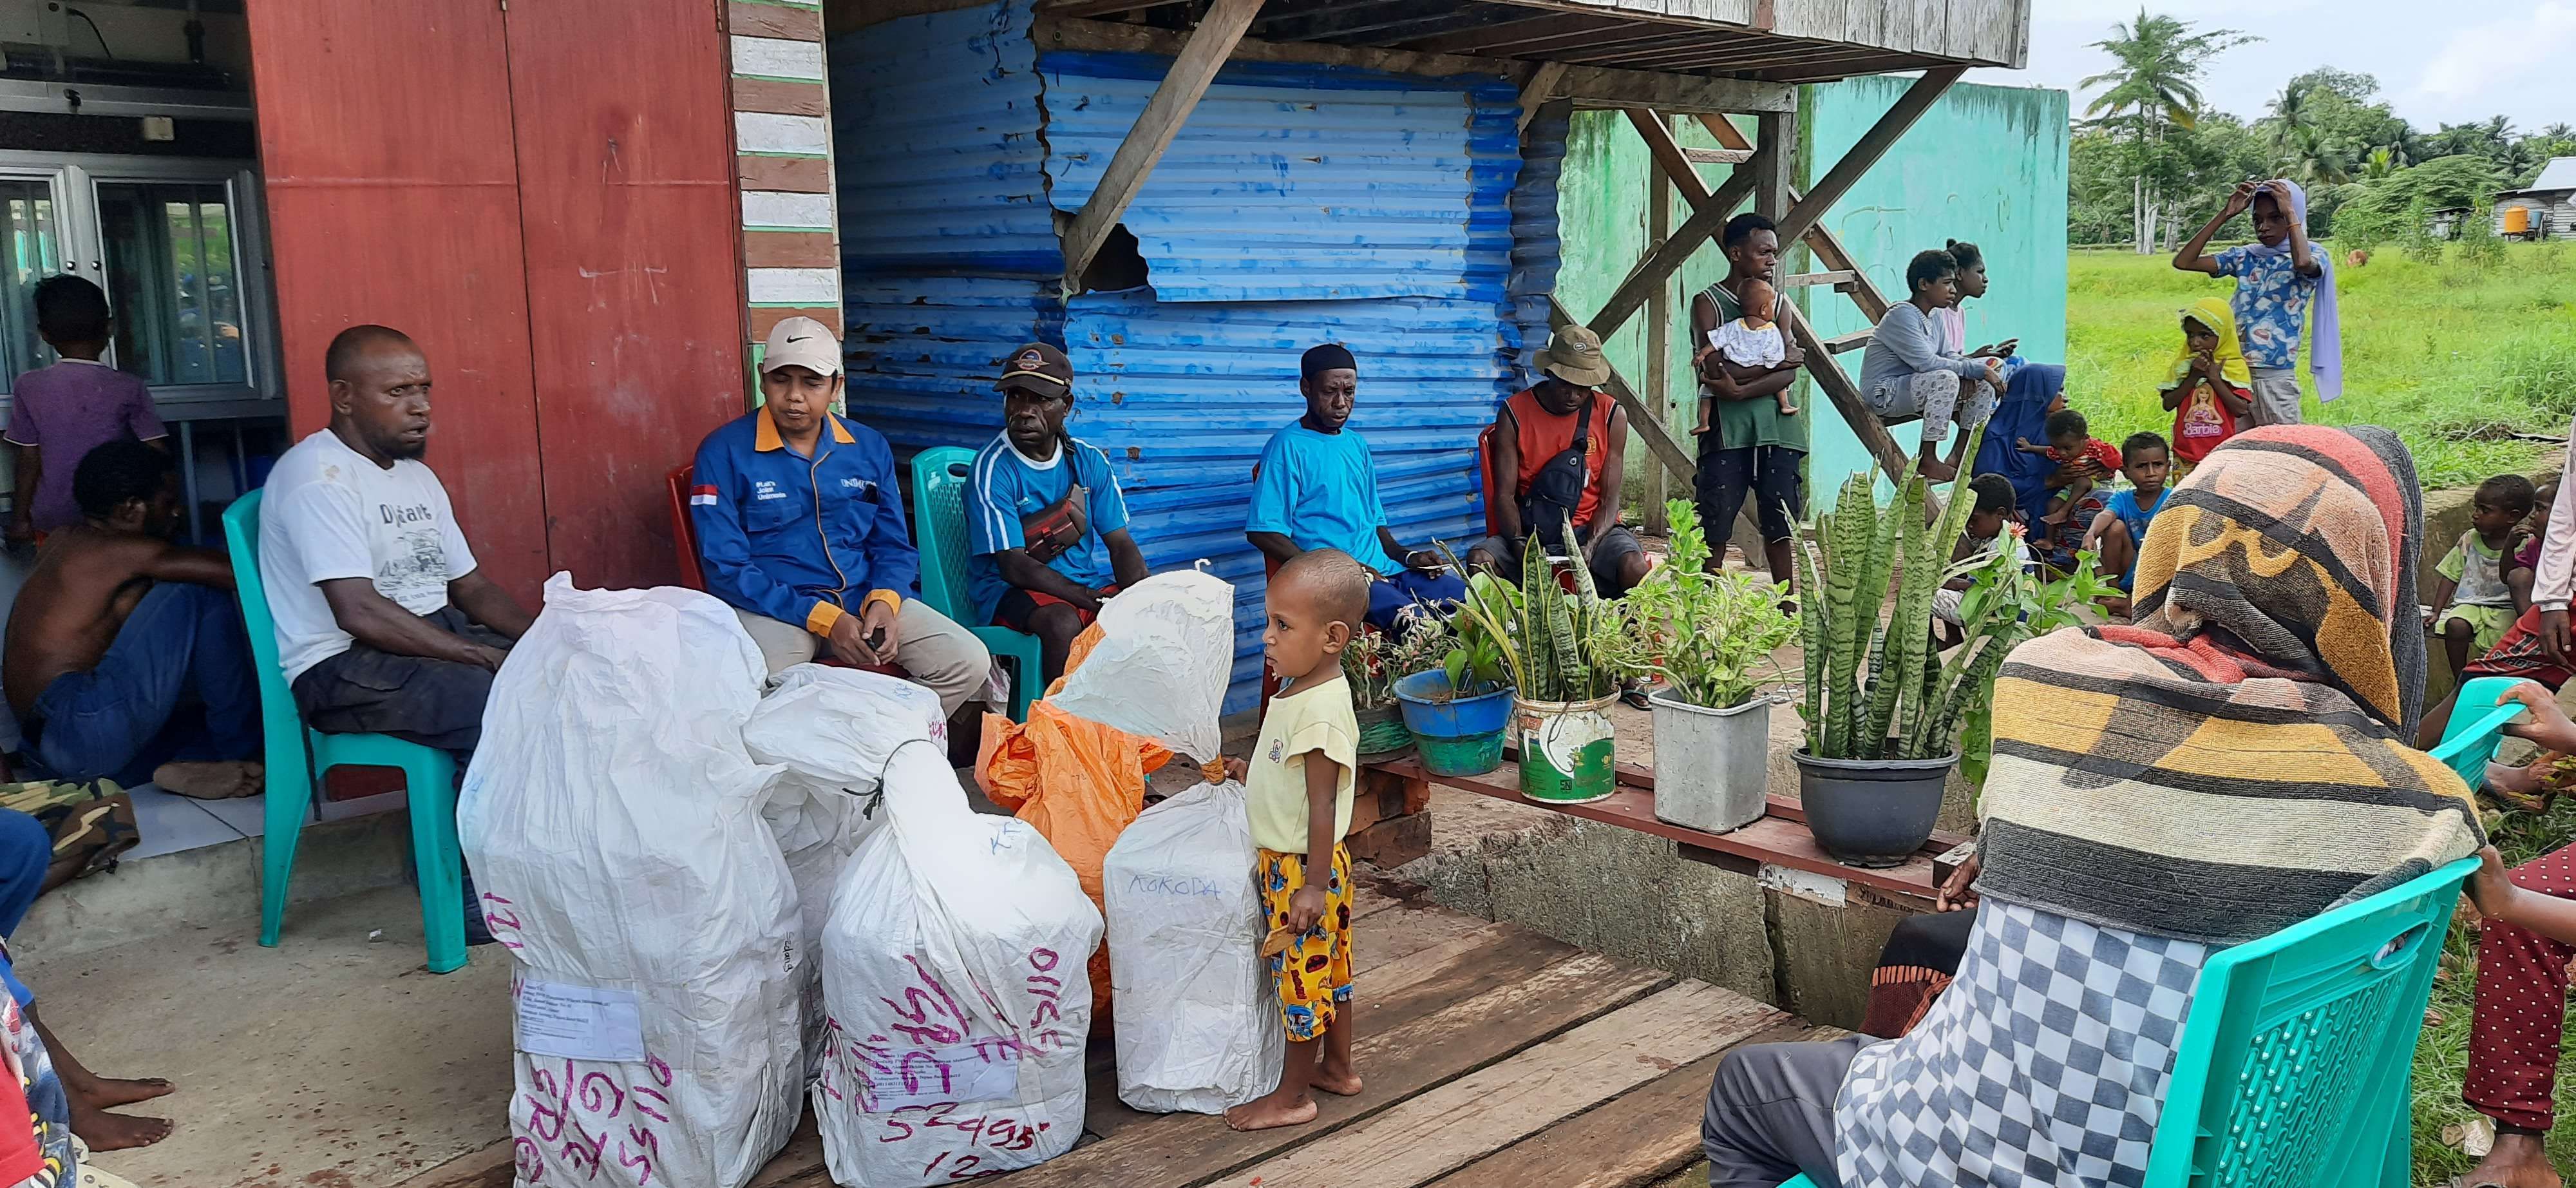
[
  {"xmin": 1057, "ymin": 0, "xmax": 1265, "ymax": 294},
  {"xmin": 1643, "ymin": 122, "xmax": 1673, "ymax": 537}
]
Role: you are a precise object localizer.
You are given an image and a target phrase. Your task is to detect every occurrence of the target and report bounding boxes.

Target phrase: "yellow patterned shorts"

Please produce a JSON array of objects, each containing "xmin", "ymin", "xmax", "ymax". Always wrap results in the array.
[{"xmin": 1258, "ymin": 844, "xmax": 1354, "ymax": 1040}]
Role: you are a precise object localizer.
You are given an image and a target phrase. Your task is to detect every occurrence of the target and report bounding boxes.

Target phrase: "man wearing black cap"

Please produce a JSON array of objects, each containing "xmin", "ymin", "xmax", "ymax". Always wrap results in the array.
[
  {"xmin": 1247, "ymin": 343, "xmax": 1466, "ymax": 629},
  {"xmin": 965, "ymin": 342, "xmax": 1149, "ymax": 685}
]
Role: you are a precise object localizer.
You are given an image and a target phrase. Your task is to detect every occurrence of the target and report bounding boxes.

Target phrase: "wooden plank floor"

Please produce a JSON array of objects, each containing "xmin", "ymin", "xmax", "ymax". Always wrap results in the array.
[{"xmin": 402, "ymin": 881, "xmax": 1823, "ymax": 1188}]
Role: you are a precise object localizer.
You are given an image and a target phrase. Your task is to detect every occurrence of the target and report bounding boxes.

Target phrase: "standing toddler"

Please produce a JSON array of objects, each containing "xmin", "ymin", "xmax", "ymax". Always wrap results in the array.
[{"xmin": 1225, "ymin": 548, "xmax": 1370, "ymax": 1132}]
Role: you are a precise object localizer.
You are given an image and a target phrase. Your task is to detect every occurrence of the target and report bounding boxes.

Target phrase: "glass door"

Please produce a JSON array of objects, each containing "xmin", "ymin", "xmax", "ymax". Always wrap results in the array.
[
  {"xmin": 0, "ymin": 153, "xmax": 278, "ymax": 416},
  {"xmin": 0, "ymin": 175, "xmax": 64, "ymax": 390},
  {"xmin": 95, "ymin": 181, "xmax": 251, "ymax": 391}
]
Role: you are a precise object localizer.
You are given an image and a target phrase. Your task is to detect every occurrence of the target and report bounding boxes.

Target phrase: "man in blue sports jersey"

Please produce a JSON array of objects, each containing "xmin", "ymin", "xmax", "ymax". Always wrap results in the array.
[
  {"xmin": 1245, "ymin": 343, "xmax": 1466, "ymax": 629},
  {"xmin": 690, "ymin": 317, "xmax": 990, "ymax": 715},
  {"xmin": 965, "ymin": 343, "xmax": 1150, "ymax": 685}
]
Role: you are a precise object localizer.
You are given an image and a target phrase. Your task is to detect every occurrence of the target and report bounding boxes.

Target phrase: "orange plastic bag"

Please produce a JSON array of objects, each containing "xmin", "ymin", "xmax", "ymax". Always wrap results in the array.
[{"xmin": 975, "ymin": 624, "xmax": 1169, "ymax": 1022}]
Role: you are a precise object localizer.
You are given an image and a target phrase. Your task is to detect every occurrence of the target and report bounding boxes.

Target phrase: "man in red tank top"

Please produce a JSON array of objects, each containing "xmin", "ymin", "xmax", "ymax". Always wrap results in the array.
[{"xmin": 1466, "ymin": 327, "xmax": 1649, "ymax": 597}]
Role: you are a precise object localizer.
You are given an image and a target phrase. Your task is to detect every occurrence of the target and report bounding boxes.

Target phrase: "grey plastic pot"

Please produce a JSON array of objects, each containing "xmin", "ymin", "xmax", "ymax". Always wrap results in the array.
[
  {"xmin": 1648, "ymin": 689, "xmax": 1773, "ymax": 834},
  {"xmin": 1793, "ymin": 749, "xmax": 1955, "ymax": 868}
]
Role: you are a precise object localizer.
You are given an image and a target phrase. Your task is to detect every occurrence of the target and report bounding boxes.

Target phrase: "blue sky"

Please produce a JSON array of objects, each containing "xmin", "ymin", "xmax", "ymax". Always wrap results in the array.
[{"xmin": 1964, "ymin": 1, "xmax": 2576, "ymax": 132}]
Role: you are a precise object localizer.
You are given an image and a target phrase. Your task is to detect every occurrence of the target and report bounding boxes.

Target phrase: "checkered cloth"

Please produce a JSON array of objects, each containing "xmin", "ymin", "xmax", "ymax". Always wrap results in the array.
[{"xmin": 1834, "ymin": 901, "xmax": 2208, "ymax": 1188}]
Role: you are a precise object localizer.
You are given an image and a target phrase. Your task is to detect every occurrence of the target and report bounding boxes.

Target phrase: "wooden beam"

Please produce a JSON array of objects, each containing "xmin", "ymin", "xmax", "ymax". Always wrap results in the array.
[
  {"xmin": 1772, "ymin": 66, "xmax": 1963, "ymax": 248},
  {"xmin": 1057, "ymin": 0, "xmax": 1267, "ymax": 294},
  {"xmin": 1643, "ymin": 126, "xmax": 1674, "ymax": 537},
  {"xmin": 1778, "ymin": 299, "xmax": 1909, "ymax": 476},
  {"xmin": 1584, "ymin": 136, "xmax": 1763, "ymax": 344},
  {"xmin": 1751, "ymin": 107, "xmax": 1794, "ymax": 227},
  {"xmin": 1401, "ymin": 12, "xmax": 1598, "ymax": 56},
  {"xmin": 1780, "ymin": 269, "xmax": 1855, "ymax": 288},
  {"xmin": 1685, "ymin": 146, "xmax": 1753, "ymax": 164},
  {"xmin": 1548, "ymin": 299, "xmax": 1694, "ymax": 488},
  {"xmin": 1037, "ymin": 16, "xmax": 1795, "ymax": 113},
  {"xmin": 1517, "ymin": 61, "xmax": 1569, "ymax": 133},
  {"xmin": 1624, "ymin": 106, "xmax": 1713, "ymax": 206},
  {"xmin": 1819, "ymin": 327, "xmax": 1872, "ymax": 354},
  {"xmin": 1695, "ymin": 111, "xmax": 1888, "ymax": 321}
]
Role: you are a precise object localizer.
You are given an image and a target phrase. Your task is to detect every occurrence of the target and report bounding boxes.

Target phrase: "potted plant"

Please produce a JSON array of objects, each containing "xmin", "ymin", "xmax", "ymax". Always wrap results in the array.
[
  {"xmin": 1792, "ymin": 425, "xmax": 2121, "ymax": 866},
  {"xmin": 1444, "ymin": 516, "xmax": 1620, "ymax": 803},
  {"xmin": 1392, "ymin": 574, "xmax": 1515, "ymax": 776},
  {"xmin": 1593, "ymin": 499, "xmax": 1796, "ymax": 832},
  {"xmin": 1343, "ymin": 617, "xmax": 1450, "ymax": 760}
]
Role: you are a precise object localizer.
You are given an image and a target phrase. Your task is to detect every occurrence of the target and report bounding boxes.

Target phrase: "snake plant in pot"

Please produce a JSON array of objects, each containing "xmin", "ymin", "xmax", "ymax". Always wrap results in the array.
[
  {"xmin": 1441, "ymin": 517, "xmax": 1619, "ymax": 803},
  {"xmin": 1790, "ymin": 424, "xmax": 2003, "ymax": 866},
  {"xmin": 1593, "ymin": 499, "xmax": 1795, "ymax": 832}
]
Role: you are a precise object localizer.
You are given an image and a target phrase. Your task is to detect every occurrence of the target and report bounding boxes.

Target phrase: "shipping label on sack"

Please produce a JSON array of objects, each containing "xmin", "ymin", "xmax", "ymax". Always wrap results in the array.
[
  {"xmin": 515, "ymin": 971, "xmax": 647, "ymax": 1062},
  {"xmin": 815, "ymin": 949, "xmax": 1081, "ymax": 1176}
]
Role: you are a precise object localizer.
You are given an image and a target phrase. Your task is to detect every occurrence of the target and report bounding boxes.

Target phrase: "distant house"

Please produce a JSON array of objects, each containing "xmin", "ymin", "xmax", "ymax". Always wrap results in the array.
[{"xmin": 2497, "ymin": 157, "xmax": 2576, "ymax": 240}]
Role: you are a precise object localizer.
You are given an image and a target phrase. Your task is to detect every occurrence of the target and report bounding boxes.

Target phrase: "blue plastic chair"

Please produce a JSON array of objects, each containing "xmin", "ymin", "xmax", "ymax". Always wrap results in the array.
[
  {"xmin": 221, "ymin": 490, "xmax": 468, "ymax": 974},
  {"xmin": 908, "ymin": 446, "xmax": 1041, "ymax": 722},
  {"xmin": 1779, "ymin": 682, "xmax": 2521, "ymax": 1188}
]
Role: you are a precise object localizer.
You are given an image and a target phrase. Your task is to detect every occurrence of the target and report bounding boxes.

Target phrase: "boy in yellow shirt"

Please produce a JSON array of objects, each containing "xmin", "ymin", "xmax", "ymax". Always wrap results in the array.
[{"xmin": 1224, "ymin": 548, "xmax": 1370, "ymax": 1132}]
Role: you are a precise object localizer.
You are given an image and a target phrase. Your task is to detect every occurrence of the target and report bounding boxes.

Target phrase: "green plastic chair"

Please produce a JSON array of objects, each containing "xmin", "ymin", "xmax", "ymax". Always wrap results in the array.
[
  {"xmin": 909, "ymin": 446, "xmax": 1041, "ymax": 722},
  {"xmin": 1780, "ymin": 679, "xmax": 2521, "ymax": 1188},
  {"xmin": 222, "ymin": 490, "xmax": 468, "ymax": 974}
]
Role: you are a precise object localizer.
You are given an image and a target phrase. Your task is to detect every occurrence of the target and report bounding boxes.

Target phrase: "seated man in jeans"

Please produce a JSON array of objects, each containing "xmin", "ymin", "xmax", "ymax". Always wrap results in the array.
[
  {"xmin": 966, "ymin": 342, "xmax": 1148, "ymax": 687},
  {"xmin": 1468, "ymin": 327, "xmax": 1650, "ymax": 598},
  {"xmin": 3, "ymin": 439, "xmax": 260, "ymax": 797},
  {"xmin": 1246, "ymin": 343, "xmax": 1466, "ymax": 629},
  {"xmin": 690, "ymin": 316, "xmax": 990, "ymax": 716},
  {"xmin": 257, "ymin": 324, "xmax": 533, "ymax": 940}
]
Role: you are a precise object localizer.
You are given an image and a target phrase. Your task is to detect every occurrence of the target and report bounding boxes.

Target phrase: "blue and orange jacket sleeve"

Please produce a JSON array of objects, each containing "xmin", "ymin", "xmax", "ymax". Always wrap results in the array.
[
  {"xmin": 690, "ymin": 430, "xmax": 840, "ymax": 634},
  {"xmin": 855, "ymin": 431, "xmax": 918, "ymax": 614}
]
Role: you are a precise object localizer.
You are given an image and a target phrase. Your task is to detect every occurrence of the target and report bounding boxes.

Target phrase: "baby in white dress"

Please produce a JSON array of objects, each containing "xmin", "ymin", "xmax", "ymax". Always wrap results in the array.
[{"xmin": 1693, "ymin": 275, "xmax": 1794, "ymax": 436}]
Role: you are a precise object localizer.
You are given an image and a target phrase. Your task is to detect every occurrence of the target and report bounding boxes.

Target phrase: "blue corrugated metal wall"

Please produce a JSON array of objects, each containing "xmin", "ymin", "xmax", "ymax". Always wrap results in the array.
[
  {"xmin": 1509, "ymin": 101, "xmax": 1571, "ymax": 388},
  {"xmin": 830, "ymin": 0, "xmax": 1533, "ymax": 710}
]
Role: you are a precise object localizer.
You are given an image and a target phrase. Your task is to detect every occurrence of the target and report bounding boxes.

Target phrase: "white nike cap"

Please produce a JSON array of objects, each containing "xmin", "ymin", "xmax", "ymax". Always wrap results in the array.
[{"xmin": 760, "ymin": 315, "xmax": 842, "ymax": 378}]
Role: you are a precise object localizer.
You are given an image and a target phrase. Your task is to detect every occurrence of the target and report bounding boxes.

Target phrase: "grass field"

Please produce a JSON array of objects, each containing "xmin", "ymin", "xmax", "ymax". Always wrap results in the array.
[
  {"xmin": 2067, "ymin": 242, "xmax": 2576, "ymax": 490},
  {"xmin": 2070, "ymin": 244, "xmax": 2576, "ymax": 1183}
]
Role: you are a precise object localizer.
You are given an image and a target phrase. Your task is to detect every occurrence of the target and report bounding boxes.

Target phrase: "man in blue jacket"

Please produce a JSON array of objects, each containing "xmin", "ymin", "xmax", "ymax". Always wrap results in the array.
[{"xmin": 690, "ymin": 317, "xmax": 990, "ymax": 715}]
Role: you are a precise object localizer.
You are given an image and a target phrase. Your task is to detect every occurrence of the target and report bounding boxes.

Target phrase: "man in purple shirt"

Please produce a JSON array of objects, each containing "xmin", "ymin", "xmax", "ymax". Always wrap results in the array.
[{"xmin": 6, "ymin": 276, "xmax": 167, "ymax": 541}]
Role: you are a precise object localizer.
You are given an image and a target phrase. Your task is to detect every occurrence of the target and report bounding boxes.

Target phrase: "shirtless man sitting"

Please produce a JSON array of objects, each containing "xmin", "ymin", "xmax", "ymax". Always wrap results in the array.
[{"xmin": 3, "ymin": 438, "xmax": 260, "ymax": 796}]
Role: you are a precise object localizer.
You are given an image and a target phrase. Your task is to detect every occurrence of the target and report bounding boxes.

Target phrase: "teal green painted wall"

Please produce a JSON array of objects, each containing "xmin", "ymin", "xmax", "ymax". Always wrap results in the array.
[
  {"xmin": 1552, "ymin": 80, "xmax": 2069, "ymax": 506},
  {"xmin": 1796, "ymin": 77, "xmax": 2070, "ymax": 492},
  {"xmin": 1550, "ymin": 109, "xmax": 1747, "ymax": 466}
]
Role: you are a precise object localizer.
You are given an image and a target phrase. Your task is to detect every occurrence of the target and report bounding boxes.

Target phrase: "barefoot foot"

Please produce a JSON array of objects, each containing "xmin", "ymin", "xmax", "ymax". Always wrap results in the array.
[
  {"xmin": 152, "ymin": 761, "xmax": 263, "ymax": 800},
  {"xmin": 1777, "ymin": 403, "xmax": 1799, "ymax": 416},
  {"xmin": 71, "ymin": 1104, "xmax": 171, "ymax": 1152},
  {"xmin": 2463, "ymin": 1131, "xmax": 2561, "ymax": 1188},
  {"xmin": 1224, "ymin": 1094, "xmax": 1319, "ymax": 1132},
  {"xmin": 70, "ymin": 1073, "xmax": 173, "ymax": 1111},
  {"xmin": 1689, "ymin": 422, "xmax": 1712, "ymax": 436},
  {"xmin": 1312, "ymin": 1065, "xmax": 1363, "ymax": 1097}
]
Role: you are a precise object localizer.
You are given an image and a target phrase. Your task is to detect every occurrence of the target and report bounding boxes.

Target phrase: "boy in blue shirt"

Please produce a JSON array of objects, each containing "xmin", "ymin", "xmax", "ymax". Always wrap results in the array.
[
  {"xmin": 966, "ymin": 342, "xmax": 1149, "ymax": 685},
  {"xmin": 1245, "ymin": 343, "xmax": 1466, "ymax": 630},
  {"xmin": 690, "ymin": 318, "xmax": 991, "ymax": 714},
  {"xmin": 2080, "ymin": 431, "xmax": 2174, "ymax": 618}
]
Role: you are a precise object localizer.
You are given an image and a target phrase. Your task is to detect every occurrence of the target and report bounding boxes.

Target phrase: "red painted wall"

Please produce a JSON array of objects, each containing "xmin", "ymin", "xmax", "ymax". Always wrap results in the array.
[{"xmin": 246, "ymin": 0, "xmax": 746, "ymax": 604}]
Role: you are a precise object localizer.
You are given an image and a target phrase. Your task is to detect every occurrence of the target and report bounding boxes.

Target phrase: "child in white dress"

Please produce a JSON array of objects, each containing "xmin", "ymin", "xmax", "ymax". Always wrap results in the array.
[{"xmin": 1692, "ymin": 276, "xmax": 1794, "ymax": 435}]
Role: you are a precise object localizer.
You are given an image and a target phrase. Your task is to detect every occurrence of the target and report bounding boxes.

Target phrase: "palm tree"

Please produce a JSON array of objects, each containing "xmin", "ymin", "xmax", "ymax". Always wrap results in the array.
[
  {"xmin": 2081, "ymin": 11, "xmax": 2260, "ymax": 251},
  {"xmin": 2265, "ymin": 84, "xmax": 2351, "ymax": 189}
]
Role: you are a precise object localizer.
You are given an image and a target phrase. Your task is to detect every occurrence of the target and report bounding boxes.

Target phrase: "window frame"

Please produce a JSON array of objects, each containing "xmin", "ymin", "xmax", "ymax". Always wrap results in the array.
[{"xmin": 0, "ymin": 150, "xmax": 280, "ymax": 421}]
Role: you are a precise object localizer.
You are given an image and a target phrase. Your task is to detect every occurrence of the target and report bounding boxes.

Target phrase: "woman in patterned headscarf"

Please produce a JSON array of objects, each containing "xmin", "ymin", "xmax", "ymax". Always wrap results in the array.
[{"xmin": 1699, "ymin": 425, "xmax": 2483, "ymax": 1188}]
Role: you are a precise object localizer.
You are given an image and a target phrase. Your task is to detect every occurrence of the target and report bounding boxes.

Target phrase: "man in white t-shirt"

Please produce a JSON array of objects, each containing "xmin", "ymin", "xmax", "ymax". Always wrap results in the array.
[{"xmin": 257, "ymin": 325, "xmax": 533, "ymax": 810}]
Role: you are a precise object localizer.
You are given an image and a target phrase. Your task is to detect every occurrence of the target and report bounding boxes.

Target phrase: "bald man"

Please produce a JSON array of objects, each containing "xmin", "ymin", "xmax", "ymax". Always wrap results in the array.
[{"xmin": 256, "ymin": 325, "xmax": 533, "ymax": 943}]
